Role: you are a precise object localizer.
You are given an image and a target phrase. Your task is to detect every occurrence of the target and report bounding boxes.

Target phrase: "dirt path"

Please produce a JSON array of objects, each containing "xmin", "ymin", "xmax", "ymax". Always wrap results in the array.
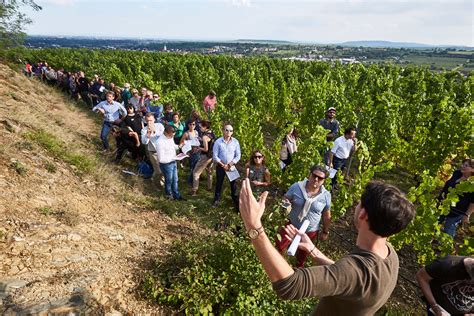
[{"xmin": 0, "ymin": 65, "xmax": 198, "ymax": 314}]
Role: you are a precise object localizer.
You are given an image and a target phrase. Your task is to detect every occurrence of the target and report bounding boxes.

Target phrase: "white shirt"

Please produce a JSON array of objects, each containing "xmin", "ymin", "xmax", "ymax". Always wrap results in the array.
[
  {"xmin": 141, "ymin": 122, "xmax": 165, "ymax": 152},
  {"xmin": 157, "ymin": 134, "xmax": 178, "ymax": 164},
  {"xmin": 331, "ymin": 135, "xmax": 354, "ymax": 159}
]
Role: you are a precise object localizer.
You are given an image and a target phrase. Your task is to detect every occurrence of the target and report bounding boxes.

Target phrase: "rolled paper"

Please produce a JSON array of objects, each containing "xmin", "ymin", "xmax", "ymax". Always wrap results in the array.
[{"xmin": 287, "ymin": 219, "xmax": 310, "ymax": 256}]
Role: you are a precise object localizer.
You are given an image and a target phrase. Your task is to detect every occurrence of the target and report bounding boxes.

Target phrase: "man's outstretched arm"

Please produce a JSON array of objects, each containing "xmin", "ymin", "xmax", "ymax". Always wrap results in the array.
[{"xmin": 239, "ymin": 178, "xmax": 294, "ymax": 282}]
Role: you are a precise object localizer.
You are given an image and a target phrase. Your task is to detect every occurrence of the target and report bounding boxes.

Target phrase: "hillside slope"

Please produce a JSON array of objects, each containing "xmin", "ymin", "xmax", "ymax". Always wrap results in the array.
[{"xmin": 0, "ymin": 64, "xmax": 201, "ymax": 314}]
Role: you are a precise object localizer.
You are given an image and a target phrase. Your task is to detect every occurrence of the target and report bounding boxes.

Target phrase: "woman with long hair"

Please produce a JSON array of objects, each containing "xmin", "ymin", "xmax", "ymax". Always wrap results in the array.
[
  {"xmin": 279, "ymin": 123, "xmax": 298, "ymax": 172},
  {"xmin": 438, "ymin": 158, "xmax": 474, "ymax": 237},
  {"xmin": 245, "ymin": 149, "xmax": 271, "ymax": 195}
]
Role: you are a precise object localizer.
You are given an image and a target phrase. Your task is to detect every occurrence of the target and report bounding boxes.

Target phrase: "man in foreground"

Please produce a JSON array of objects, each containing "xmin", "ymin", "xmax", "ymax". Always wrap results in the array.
[{"xmin": 239, "ymin": 180, "xmax": 415, "ymax": 315}]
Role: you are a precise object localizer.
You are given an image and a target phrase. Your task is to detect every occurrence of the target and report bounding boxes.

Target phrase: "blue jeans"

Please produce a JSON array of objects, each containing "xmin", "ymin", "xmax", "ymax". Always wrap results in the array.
[
  {"xmin": 331, "ymin": 156, "xmax": 347, "ymax": 190},
  {"xmin": 440, "ymin": 214, "xmax": 463, "ymax": 237},
  {"xmin": 100, "ymin": 121, "xmax": 113, "ymax": 149},
  {"xmin": 160, "ymin": 161, "xmax": 181, "ymax": 199},
  {"xmin": 188, "ymin": 152, "xmax": 200, "ymax": 184}
]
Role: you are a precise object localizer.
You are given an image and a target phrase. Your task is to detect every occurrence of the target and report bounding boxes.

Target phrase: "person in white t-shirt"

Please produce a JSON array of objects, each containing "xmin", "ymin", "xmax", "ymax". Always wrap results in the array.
[
  {"xmin": 329, "ymin": 127, "xmax": 357, "ymax": 189},
  {"xmin": 157, "ymin": 125, "xmax": 185, "ymax": 201},
  {"xmin": 141, "ymin": 112, "xmax": 165, "ymax": 187}
]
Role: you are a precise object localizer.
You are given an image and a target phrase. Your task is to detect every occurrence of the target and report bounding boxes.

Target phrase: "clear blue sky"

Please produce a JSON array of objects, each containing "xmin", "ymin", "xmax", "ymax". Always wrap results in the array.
[{"xmin": 24, "ymin": 0, "xmax": 473, "ymax": 46}]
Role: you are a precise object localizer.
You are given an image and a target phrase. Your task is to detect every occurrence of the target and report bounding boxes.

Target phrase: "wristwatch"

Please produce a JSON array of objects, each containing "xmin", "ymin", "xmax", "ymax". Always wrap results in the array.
[{"xmin": 247, "ymin": 226, "xmax": 264, "ymax": 240}]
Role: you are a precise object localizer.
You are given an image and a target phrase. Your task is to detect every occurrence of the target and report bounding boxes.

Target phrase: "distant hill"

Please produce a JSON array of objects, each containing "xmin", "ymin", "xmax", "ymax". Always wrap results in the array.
[
  {"xmin": 233, "ymin": 39, "xmax": 294, "ymax": 44},
  {"xmin": 340, "ymin": 40, "xmax": 473, "ymax": 49}
]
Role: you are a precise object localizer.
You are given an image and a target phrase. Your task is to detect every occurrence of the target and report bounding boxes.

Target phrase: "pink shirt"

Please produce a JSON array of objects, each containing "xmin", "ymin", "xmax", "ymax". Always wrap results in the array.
[{"xmin": 202, "ymin": 95, "xmax": 217, "ymax": 113}]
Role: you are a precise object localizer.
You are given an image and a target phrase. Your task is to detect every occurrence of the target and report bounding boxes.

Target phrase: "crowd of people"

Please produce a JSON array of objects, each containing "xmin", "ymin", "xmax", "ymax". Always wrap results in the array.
[{"xmin": 23, "ymin": 61, "xmax": 472, "ymax": 315}]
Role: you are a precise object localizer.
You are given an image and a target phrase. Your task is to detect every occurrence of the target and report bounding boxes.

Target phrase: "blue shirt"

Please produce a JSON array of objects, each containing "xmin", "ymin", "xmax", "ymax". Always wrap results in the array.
[
  {"xmin": 92, "ymin": 101, "xmax": 127, "ymax": 123},
  {"xmin": 213, "ymin": 137, "xmax": 241, "ymax": 165},
  {"xmin": 285, "ymin": 183, "xmax": 331, "ymax": 232}
]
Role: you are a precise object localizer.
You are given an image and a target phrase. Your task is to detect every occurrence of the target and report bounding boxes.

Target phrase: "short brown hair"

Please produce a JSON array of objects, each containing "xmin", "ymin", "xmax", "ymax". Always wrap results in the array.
[{"xmin": 361, "ymin": 181, "xmax": 415, "ymax": 237}]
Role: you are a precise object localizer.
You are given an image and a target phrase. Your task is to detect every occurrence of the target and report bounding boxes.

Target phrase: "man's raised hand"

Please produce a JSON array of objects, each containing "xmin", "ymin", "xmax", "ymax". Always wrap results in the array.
[{"xmin": 239, "ymin": 178, "xmax": 268, "ymax": 231}]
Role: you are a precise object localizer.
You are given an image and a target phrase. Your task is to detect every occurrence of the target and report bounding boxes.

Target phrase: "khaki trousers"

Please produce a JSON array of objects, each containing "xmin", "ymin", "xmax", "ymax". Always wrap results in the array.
[
  {"xmin": 192, "ymin": 155, "xmax": 213, "ymax": 192},
  {"xmin": 148, "ymin": 149, "xmax": 164, "ymax": 187}
]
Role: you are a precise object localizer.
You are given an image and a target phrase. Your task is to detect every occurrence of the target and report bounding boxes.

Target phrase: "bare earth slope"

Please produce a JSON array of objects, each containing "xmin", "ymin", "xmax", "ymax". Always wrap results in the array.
[{"xmin": 0, "ymin": 64, "xmax": 198, "ymax": 314}]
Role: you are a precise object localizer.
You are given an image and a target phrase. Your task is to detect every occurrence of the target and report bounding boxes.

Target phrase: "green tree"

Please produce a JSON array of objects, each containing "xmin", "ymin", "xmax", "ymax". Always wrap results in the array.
[{"xmin": 0, "ymin": 0, "xmax": 41, "ymax": 49}]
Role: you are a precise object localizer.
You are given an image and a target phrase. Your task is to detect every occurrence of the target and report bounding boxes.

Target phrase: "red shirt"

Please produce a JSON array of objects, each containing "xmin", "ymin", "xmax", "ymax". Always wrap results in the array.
[{"xmin": 202, "ymin": 95, "xmax": 217, "ymax": 113}]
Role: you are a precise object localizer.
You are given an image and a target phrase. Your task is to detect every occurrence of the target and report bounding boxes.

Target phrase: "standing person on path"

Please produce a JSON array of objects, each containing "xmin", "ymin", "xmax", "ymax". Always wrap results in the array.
[
  {"xmin": 212, "ymin": 124, "xmax": 241, "ymax": 211},
  {"xmin": 276, "ymin": 165, "xmax": 331, "ymax": 268},
  {"xmin": 279, "ymin": 123, "xmax": 298, "ymax": 172},
  {"xmin": 319, "ymin": 107, "xmax": 340, "ymax": 141},
  {"xmin": 319, "ymin": 107, "xmax": 340, "ymax": 165},
  {"xmin": 202, "ymin": 90, "xmax": 217, "ymax": 115},
  {"xmin": 141, "ymin": 113, "xmax": 165, "ymax": 188},
  {"xmin": 90, "ymin": 78, "xmax": 106, "ymax": 106},
  {"xmin": 170, "ymin": 112, "xmax": 185, "ymax": 145},
  {"xmin": 92, "ymin": 91, "xmax": 127, "ymax": 151},
  {"xmin": 437, "ymin": 158, "xmax": 474, "ymax": 237},
  {"xmin": 180, "ymin": 119, "xmax": 201, "ymax": 187},
  {"xmin": 129, "ymin": 89, "xmax": 140, "ymax": 111},
  {"xmin": 191, "ymin": 120, "xmax": 215, "ymax": 196},
  {"xmin": 157, "ymin": 125, "xmax": 185, "ymax": 201},
  {"xmin": 245, "ymin": 150, "xmax": 271, "ymax": 196},
  {"xmin": 121, "ymin": 83, "xmax": 132, "ymax": 106},
  {"xmin": 122, "ymin": 104, "xmax": 143, "ymax": 135},
  {"xmin": 329, "ymin": 127, "xmax": 357, "ymax": 189},
  {"xmin": 239, "ymin": 180, "xmax": 415, "ymax": 316},
  {"xmin": 76, "ymin": 71, "xmax": 91, "ymax": 107}
]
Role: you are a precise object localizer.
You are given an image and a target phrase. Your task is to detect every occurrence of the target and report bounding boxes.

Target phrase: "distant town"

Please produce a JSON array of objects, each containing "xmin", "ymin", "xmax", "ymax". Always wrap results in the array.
[{"xmin": 25, "ymin": 36, "xmax": 474, "ymax": 73}]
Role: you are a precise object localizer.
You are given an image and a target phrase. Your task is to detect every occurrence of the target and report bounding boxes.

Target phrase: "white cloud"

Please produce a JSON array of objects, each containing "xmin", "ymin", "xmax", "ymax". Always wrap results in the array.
[
  {"xmin": 232, "ymin": 0, "xmax": 251, "ymax": 6},
  {"xmin": 40, "ymin": 0, "xmax": 75, "ymax": 5}
]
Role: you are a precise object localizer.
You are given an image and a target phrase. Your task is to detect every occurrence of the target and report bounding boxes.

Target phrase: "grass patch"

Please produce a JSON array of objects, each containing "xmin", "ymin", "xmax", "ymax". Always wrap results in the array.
[
  {"xmin": 10, "ymin": 160, "xmax": 27, "ymax": 176},
  {"xmin": 38, "ymin": 206, "xmax": 53, "ymax": 216},
  {"xmin": 44, "ymin": 161, "xmax": 57, "ymax": 173},
  {"xmin": 25, "ymin": 129, "xmax": 95, "ymax": 175}
]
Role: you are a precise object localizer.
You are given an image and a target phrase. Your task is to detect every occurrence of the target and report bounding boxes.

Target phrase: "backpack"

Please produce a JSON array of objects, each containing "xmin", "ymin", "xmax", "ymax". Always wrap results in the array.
[
  {"xmin": 203, "ymin": 131, "xmax": 216, "ymax": 158},
  {"xmin": 137, "ymin": 161, "xmax": 154, "ymax": 179}
]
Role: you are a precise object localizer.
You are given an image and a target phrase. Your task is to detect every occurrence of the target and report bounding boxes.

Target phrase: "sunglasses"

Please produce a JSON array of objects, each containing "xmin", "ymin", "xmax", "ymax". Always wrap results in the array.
[
  {"xmin": 153, "ymin": 95, "xmax": 159, "ymax": 98},
  {"xmin": 225, "ymin": 129, "xmax": 233, "ymax": 132},
  {"xmin": 254, "ymin": 155, "xmax": 263, "ymax": 159},
  {"xmin": 310, "ymin": 173, "xmax": 326, "ymax": 181}
]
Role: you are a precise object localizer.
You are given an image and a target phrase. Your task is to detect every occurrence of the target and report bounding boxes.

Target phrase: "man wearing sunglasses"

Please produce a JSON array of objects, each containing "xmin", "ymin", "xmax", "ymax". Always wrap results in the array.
[
  {"xmin": 212, "ymin": 124, "xmax": 241, "ymax": 211},
  {"xmin": 276, "ymin": 165, "xmax": 332, "ymax": 268}
]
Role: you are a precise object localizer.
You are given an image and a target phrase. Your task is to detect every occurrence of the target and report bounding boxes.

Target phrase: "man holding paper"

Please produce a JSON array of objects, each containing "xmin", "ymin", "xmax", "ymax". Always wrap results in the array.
[
  {"xmin": 239, "ymin": 180, "xmax": 415, "ymax": 315},
  {"xmin": 276, "ymin": 165, "xmax": 331, "ymax": 268},
  {"xmin": 212, "ymin": 124, "xmax": 241, "ymax": 211},
  {"xmin": 157, "ymin": 125, "xmax": 185, "ymax": 201}
]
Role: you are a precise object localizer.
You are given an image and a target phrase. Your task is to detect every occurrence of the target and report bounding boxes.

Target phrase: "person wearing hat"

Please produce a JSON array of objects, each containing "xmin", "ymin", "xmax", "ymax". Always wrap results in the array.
[
  {"xmin": 320, "ymin": 107, "xmax": 340, "ymax": 166},
  {"xmin": 319, "ymin": 107, "xmax": 340, "ymax": 142},
  {"xmin": 202, "ymin": 90, "xmax": 217, "ymax": 115},
  {"xmin": 121, "ymin": 83, "xmax": 132, "ymax": 106}
]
